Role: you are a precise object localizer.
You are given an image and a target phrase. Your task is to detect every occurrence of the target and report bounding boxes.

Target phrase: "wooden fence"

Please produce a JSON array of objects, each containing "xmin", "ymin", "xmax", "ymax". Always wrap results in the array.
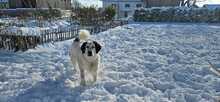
[
  {"xmin": 0, "ymin": 27, "xmax": 78, "ymax": 52},
  {"xmin": 0, "ymin": 34, "xmax": 40, "ymax": 52},
  {"xmin": 0, "ymin": 20, "xmax": 128, "ymax": 52},
  {"xmin": 39, "ymin": 27, "xmax": 79, "ymax": 44}
]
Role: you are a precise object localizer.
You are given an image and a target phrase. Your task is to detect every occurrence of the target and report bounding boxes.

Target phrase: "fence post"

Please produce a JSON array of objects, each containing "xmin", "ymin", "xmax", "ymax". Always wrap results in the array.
[
  {"xmin": 41, "ymin": 32, "xmax": 44, "ymax": 44},
  {"xmin": 67, "ymin": 28, "xmax": 70, "ymax": 39},
  {"xmin": 55, "ymin": 29, "xmax": 58, "ymax": 41},
  {"xmin": 48, "ymin": 30, "xmax": 51, "ymax": 42},
  {"xmin": 44, "ymin": 31, "xmax": 47, "ymax": 43},
  {"xmin": 48, "ymin": 30, "xmax": 53, "ymax": 42}
]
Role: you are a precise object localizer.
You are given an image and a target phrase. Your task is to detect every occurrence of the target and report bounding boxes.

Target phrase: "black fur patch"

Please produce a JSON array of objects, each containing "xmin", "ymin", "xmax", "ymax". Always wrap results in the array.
[
  {"xmin": 81, "ymin": 42, "xmax": 87, "ymax": 54},
  {"xmin": 74, "ymin": 37, "xmax": 80, "ymax": 42},
  {"xmin": 93, "ymin": 41, "xmax": 102, "ymax": 53}
]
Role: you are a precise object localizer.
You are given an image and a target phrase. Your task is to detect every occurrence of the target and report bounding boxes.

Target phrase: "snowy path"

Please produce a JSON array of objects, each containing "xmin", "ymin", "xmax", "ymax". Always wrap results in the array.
[{"xmin": 0, "ymin": 23, "xmax": 220, "ymax": 102}]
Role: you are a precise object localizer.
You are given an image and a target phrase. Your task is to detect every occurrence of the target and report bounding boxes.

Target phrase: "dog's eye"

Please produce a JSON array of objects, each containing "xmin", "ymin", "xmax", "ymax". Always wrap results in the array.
[{"xmin": 86, "ymin": 46, "xmax": 89, "ymax": 48}]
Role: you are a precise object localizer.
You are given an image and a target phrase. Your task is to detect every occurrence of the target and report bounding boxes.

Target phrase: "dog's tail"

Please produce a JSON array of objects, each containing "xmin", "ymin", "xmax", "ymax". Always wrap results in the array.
[{"xmin": 79, "ymin": 29, "xmax": 90, "ymax": 41}]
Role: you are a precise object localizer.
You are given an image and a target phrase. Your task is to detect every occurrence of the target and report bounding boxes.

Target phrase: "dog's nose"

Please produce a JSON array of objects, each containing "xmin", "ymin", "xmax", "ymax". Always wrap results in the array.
[{"xmin": 88, "ymin": 51, "xmax": 92, "ymax": 56}]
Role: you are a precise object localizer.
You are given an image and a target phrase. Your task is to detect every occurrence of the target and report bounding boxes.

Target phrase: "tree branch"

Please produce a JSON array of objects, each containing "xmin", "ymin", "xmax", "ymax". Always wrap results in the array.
[{"xmin": 208, "ymin": 61, "xmax": 220, "ymax": 76}]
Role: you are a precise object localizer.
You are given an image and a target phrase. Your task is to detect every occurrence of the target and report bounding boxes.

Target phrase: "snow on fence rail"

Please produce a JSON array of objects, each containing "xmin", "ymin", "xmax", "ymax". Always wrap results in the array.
[{"xmin": 0, "ymin": 20, "xmax": 128, "ymax": 52}]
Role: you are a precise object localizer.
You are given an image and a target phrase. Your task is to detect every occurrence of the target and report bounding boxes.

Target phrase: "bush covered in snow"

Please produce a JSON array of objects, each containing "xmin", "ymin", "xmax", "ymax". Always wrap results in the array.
[
  {"xmin": 134, "ymin": 7, "xmax": 220, "ymax": 23},
  {"xmin": 0, "ymin": 17, "xmax": 78, "ymax": 35}
]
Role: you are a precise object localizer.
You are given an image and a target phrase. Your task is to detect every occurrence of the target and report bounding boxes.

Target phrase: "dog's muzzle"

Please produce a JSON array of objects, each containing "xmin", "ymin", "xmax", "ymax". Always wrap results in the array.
[{"xmin": 88, "ymin": 51, "xmax": 93, "ymax": 56}]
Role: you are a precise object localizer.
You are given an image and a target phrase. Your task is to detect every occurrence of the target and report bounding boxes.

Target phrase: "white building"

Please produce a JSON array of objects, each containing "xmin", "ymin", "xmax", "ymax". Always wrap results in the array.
[{"xmin": 102, "ymin": 0, "xmax": 143, "ymax": 19}]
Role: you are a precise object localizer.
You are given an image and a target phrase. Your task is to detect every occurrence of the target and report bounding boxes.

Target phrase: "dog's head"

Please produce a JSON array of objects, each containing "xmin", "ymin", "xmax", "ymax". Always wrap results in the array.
[{"xmin": 81, "ymin": 40, "xmax": 102, "ymax": 57}]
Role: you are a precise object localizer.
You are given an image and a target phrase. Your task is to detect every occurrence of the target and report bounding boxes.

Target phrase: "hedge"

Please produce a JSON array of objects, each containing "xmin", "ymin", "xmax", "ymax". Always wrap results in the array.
[{"xmin": 134, "ymin": 7, "xmax": 220, "ymax": 23}]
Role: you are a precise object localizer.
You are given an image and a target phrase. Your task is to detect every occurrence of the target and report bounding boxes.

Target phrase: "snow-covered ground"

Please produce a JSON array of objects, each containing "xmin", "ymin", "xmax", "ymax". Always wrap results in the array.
[{"xmin": 0, "ymin": 23, "xmax": 220, "ymax": 102}]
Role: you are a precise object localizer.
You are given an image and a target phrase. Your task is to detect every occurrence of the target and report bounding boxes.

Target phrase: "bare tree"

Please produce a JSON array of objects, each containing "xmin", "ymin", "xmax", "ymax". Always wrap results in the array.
[
  {"xmin": 179, "ymin": 0, "xmax": 206, "ymax": 7},
  {"xmin": 20, "ymin": 0, "xmax": 36, "ymax": 8}
]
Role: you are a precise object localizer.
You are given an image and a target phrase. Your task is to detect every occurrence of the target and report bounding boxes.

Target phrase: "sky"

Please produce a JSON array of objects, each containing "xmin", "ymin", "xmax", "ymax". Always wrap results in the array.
[
  {"xmin": 198, "ymin": 0, "xmax": 220, "ymax": 6},
  {"xmin": 76, "ymin": 0, "xmax": 220, "ymax": 7}
]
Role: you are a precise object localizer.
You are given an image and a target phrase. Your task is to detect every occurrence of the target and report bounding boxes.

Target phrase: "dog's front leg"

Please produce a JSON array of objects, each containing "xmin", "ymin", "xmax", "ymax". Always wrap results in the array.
[
  {"xmin": 91, "ymin": 64, "xmax": 98, "ymax": 82},
  {"xmin": 92, "ymin": 70, "xmax": 97, "ymax": 82},
  {"xmin": 79, "ymin": 68, "xmax": 86, "ymax": 86}
]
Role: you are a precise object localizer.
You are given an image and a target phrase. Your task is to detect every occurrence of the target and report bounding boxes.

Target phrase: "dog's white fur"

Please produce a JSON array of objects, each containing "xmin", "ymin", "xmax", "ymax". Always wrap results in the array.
[{"xmin": 70, "ymin": 29, "xmax": 101, "ymax": 86}]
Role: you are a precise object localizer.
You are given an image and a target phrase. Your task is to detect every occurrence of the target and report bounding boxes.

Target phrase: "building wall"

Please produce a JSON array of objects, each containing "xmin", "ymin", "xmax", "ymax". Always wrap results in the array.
[
  {"xmin": 144, "ymin": 0, "xmax": 180, "ymax": 7},
  {"xmin": 103, "ymin": 0, "xmax": 143, "ymax": 19},
  {"xmin": 103, "ymin": 0, "xmax": 180, "ymax": 19}
]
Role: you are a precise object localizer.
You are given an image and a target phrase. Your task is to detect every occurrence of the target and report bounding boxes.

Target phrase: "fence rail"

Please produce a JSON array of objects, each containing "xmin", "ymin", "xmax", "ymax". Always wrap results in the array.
[
  {"xmin": 39, "ymin": 27, "xmax": 79, "ymax": 44},
  {"xmin": 0, "ymin": 20, "xmax": 128, "ymax": 52}
]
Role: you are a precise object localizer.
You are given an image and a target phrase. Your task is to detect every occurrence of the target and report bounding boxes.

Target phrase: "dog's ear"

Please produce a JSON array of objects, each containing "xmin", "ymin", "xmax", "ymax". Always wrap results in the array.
[
  {"xmin": 74, "ymin": 37, "xmax": 80, "ymax": 42},
  {"xmin": 93, "ymin": 41, "xmax": 102, "ymax": 53},
  {"xmin": 81, "ymin": 42, "xmax": 87, "ymax": 54}
]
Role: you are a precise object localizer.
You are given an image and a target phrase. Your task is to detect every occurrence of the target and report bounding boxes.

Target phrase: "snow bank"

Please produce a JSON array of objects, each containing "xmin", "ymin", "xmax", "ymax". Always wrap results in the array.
[{"xmin": 0, "ymin": 23, "xmax": 220, "ymax": 102}]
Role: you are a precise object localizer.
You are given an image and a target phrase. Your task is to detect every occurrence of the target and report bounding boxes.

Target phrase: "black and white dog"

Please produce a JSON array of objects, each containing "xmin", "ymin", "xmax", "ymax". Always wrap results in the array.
[{"xmin": 70, "ymin": 30, "xmax": 102, "ymax": 86}]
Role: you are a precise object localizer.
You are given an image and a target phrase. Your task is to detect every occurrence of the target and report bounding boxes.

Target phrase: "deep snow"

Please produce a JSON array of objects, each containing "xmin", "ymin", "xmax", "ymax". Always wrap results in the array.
[{"xmin": 0, "ymin": 23, "xmax": 220, "ymax": 102}]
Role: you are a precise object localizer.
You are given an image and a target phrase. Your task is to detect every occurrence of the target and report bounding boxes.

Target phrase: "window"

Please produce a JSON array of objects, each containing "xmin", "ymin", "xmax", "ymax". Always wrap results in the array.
[
  {"xmin": 124, "ymin": 11, "xmax": 128, "ymax": 17},
  {"xmin": 111, "ymin": 4, "xmax": 116, "ymax": 8},
  {"xmin": 125, "ymin": 4, "xmax": 130, "ymax": 8},
  {"xmin": 136, "ymin": 4, "xmax": 142, "ymax": 8}
]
